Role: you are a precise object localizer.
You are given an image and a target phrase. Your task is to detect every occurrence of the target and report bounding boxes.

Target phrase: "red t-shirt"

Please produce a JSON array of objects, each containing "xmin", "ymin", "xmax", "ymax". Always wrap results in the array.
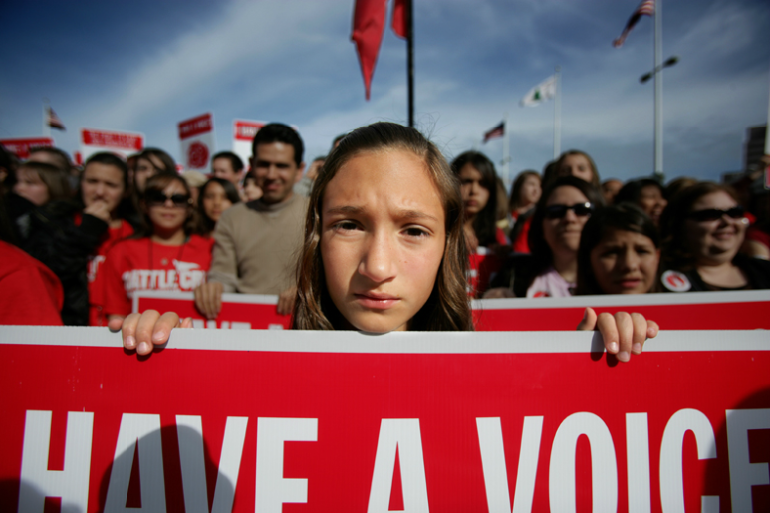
[
  {"xmin": 0, "ymin": 241, "xmax": 64, "ymax": 326},
  {"xmin": 512, "ymin": 216, "xmax": 532, "ymax": 254},
  {"xmin": 101, "ymin": 235, "xmax": 214, "ymax": 318},
  {"xmin": 85, "ymin": 218, "xmax": 135, "ymax": 326}
]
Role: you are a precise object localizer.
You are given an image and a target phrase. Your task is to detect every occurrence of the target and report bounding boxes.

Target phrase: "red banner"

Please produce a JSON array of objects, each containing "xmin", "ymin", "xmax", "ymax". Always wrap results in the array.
[
  {"xmin": 81, "ymin": 129, "xmax": 143, "ymax": 151},
  {"xmin": 178, "ymin": 113, "xmax": 213, "ymax": 140},
  {"xmin": 0, "ymin": 137, "xmax": 54, "ymax": 159},
  {"xmin": 233, "ymin": 120, "xmax": 264, "ymax": 142},
  {"xmin": 135, "ymin": 290, "xmax": 770, "ymax": 331},
  {"xmin": 134, "ymin": 291, "xmax": 292, "ymax": 329},
  {"xmin": 0, "ymin": 328, "xmax": 768, "ymax": 512}
]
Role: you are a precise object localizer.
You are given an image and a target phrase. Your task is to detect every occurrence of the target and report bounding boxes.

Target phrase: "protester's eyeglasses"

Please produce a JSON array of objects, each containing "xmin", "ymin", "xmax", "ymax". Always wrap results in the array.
[
  {"xmin": 687, "ymin": 206, "xmax": 745, "ymax": 223},
  {"xmin": 544, "ymin": 202, "xmax": 594, "ymax": 219},
  {"xmin": 145, "ymin": 190, "xmax": 190, "ymax": 207}
]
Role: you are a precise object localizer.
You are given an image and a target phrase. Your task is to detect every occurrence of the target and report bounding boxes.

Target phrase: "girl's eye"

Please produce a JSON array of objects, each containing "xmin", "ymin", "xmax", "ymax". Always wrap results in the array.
[
  {"xmin": 404, "ymin": 226, "xmax": 429, "ymax": 238},
  {"xmin": 334, "ymin": 221, "xmax": 360, "ymax": 232}
]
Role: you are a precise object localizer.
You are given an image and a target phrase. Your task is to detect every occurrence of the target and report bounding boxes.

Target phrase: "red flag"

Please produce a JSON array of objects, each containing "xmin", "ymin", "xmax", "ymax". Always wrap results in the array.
[
  {"xmin": 352, "ymin": 0, "xmax": 386, "ymax": 100},
  {"xmin": 391, "ymin": 0, "xmax": 407, "ymax": 39}
]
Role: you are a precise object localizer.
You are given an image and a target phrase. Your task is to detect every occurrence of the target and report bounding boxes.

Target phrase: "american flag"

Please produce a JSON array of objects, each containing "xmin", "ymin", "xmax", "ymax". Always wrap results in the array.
[
  {"xmin": 483, "ymin": 122, "xmax": 504, "ymax": 143},
  {"xmin": 46, "ymin": 106, "xmax": 66, "ymax": 130},
  {"xmin": 613, "ymin": 0, "xmax": 655, "ymax": 48}
]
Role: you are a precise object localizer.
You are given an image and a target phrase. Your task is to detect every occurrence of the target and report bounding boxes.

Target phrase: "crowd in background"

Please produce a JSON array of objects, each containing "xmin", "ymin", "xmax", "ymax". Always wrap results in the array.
[{"xmin": 1, "ymin": 123, "xmax": 768, "ymax": 328}]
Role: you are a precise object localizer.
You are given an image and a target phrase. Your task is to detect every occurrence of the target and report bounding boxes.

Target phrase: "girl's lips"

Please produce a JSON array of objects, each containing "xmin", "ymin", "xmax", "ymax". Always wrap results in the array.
[
  {"xmin": 354, "ymin": 293, "xmax": 400, "ymax": 310},
  {"xmin": 617, "ymin": 278, "xmax": 642, "ymax": 288}
]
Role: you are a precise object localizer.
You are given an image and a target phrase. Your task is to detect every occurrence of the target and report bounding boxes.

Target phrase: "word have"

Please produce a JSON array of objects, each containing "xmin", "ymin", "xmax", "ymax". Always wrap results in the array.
[{"xmin": 17, "ymin": 409, "xmax": 769, "ymax": 512}]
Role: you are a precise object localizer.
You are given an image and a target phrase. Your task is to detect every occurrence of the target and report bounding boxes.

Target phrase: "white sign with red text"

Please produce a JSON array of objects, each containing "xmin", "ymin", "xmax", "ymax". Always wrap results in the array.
[
  {"xmin": 178, "ymin": 113, "xmax": 215, "ymax": 171},
  {"xmin": 80, "ymin": 128, "xmax": 144, "ymax": 161},
  {"xmin": 231, "ymin": 119, "xmax": 265, "ymax": 168},
  {"xmin": 0, "ymin": 137, "xmax": 55, "ymax": 159}
]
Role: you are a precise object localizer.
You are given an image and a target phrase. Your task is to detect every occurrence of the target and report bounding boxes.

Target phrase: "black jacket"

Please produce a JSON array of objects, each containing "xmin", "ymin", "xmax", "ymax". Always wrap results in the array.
[{"xmin": 22, "ymin": 200, "xmax": 109, "ymax": 325}]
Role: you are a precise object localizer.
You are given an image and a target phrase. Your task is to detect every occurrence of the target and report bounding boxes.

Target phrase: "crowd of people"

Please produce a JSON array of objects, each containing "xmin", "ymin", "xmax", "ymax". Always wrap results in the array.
[{"xmin": 1, "ymin": 122, "xmax": 768, "ymax": 339}]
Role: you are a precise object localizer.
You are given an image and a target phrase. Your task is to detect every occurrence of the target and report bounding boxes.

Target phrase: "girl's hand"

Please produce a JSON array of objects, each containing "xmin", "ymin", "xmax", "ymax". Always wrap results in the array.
[
  {"xmin": 108, "ymin": 310, "xmax": 192, "ymax": 355},
  {"xmin": 577, "ymin": 307, "xmax": 658, "ymax": 363}
]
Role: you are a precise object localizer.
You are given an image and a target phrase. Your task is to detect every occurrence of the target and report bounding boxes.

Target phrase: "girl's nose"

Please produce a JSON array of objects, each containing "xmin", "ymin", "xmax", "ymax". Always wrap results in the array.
[{"xmin": 359, "ymin": 232, "xmax": 397, "ymax": 283}]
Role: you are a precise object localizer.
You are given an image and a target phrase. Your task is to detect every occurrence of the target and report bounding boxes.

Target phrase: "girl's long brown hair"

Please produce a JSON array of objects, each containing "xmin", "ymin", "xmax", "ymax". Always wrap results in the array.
[{"xmin": 292, "ymin": 122, "xmax": 473, "ymax": 331}]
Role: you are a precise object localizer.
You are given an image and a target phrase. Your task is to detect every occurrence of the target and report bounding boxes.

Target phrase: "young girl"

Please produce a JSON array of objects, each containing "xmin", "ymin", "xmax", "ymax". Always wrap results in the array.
[
  {"xmin": 508, "ymin": 170, "xmax": 541, "ymax": 254},
  {"xmin": 576, "ymin": 204, "xmax": 660, "ymax": 295},
  {"xmin": 115, "ymin": 123, "xmax": 656, "ymax": 362},
  {"xmin": 242, "ymin": 170, "xmax": 263, "ymax": 201},
  {"xmin": 196, "ymin": 177, "xmax": 240, "ymax": 237},
  {"xmin": 102, "ymin": 173, "xmax": 214, "ymax": 321}
]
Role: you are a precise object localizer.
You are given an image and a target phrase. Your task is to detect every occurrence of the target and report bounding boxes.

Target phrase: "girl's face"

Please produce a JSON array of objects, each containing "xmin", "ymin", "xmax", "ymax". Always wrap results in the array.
[
  {"xmin": 13, "ymin": 167, "xmax": 50, "ymax": 206},
  {"xmin": 590, "ymin": 228, "xmax": 659, "ymax": 294},
  {"xmin": 542, "ymin": 185, "xmax": 592, "ymax": 255},
  {"xmin": 243, "ymin": 178, "xmax": 263, "ymax": 201},
  {"xmin": 558, "ymin": 154, "xmax": 594, "ymax": 184},
  {"xmin": 81, "ymin": 162, "xmax": 126, "ymax": 215},
  {"xmin": 638, "ymin": 184, "xmax": 667, "ymax": 225},
  {"xmin": 685, "ymin": 191, "xmax": 747, "ymax": 263},
  {"xmin": 134, "ymin": 156, "xmax": 165, "ymax": 193},
  {"xmin": 202, "ymin": 182, "xmax": 233, "ymax": 222},
  {"xmin": 458, "ymin": 164, "xmax": 489, "ymax": 217},
  {"xmin": 520, "ymin": 175, "xmax": 541, "ymax": 206},
  {"xmin": 320, "ymin": 149, "xmax": 446, "ymax": 333},
  {"xmin": 145, "ymin": 180, "xmax": 190, "ymax": 234}
]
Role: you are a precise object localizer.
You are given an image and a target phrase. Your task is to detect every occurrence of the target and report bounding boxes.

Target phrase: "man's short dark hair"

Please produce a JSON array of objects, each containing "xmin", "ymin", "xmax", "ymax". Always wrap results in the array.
[
  {"xmin": 85, "ymin": 152, "xmax": 129, "ymax": 190},
  {"xmin": 212, "ymin": 151, "xmax": 244, "ymax": 173},
  {"xmin": 251, "ymin": 123, "xmax": 304, "ymax": 166}
]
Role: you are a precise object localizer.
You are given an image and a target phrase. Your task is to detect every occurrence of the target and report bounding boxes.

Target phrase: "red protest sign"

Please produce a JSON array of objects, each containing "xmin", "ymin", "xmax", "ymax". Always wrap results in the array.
[
  {"xmin": 0, "ymin": 137, "xmax": 54, "ymax": 159},
  {"xmin": 134, "ymin": 291, "xmax": 292, "ymax": 329},
  {"xmin": 0, "ymin": 328, "xmax": 768, "ymax": 512},
  {"xmin": 136, "ymin": 290, "xmax": 770, "ymax": 331}
]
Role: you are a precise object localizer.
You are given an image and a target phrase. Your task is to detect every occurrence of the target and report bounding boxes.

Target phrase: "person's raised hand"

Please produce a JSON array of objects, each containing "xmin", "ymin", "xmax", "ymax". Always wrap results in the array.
[
  {"xmin": 84, "ymin": 199, "xmax": 111, "ymax": 222},
  {"xmin": 277, "ymin": 286, "xmax": 297, "ymax": 316},
  {"xmin": 194, "ymin": 281, "xmax": 224, "ymax": 320},
  {"xmin": 577, "ymin": 307, "xmax": 659, "ymax": 363},
  {"xmin": 109, "ymin": 310, "xmax": 192, "ymax": 356}
]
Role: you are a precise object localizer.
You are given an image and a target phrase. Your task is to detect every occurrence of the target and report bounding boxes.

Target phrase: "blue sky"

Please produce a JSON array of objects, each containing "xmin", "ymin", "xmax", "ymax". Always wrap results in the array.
[{"xmin": 1, "ymin": 0, "xmax": 768, "ymax": 184}]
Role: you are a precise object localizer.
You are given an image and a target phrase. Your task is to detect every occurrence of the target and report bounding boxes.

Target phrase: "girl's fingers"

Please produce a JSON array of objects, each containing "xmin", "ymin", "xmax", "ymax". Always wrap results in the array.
[
  {"xmin": 631, "ymin": 313, "xmax": 647, "ymax": 355},
  {"xmin": 596, "ymin": 311, "xmax": 622, "ymax": 359},
  {"xmin": 646, "ymin": 320, "xmax": 659, "ymax": 340},
  {"xmin": 133, "ymin": 310, "xmax": 161, "ymax": 355},
  {"xmin": 119, "ymin": 313, "xmax": 141, "ymax": 350},
  {"xmin": 576, "ymin": 307, "xmax": 597, "ymax": 331},
  {"xmin": 149, "ymin": 312, "xmax": 182, "ymax": 350}
]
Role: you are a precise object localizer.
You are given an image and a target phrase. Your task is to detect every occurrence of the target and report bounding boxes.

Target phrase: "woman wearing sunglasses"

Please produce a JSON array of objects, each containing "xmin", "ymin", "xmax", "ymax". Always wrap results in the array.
[
  {"xmin": 658, "ymin": 182, "xmax": 770, "ymax": 292},
  {"xmin": 485, "ymin": 176, "xmax": 604, "ymax": 298},
  {"xmin": 101, "ymin": 173, "xmax": 214, "ymax": 322}
]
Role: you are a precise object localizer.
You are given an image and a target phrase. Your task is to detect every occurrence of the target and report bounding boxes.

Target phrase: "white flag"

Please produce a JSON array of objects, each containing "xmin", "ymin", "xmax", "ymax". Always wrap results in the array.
[{"xmin": 520, "ymin": 75, "xmax": 556, "ymax": 107}]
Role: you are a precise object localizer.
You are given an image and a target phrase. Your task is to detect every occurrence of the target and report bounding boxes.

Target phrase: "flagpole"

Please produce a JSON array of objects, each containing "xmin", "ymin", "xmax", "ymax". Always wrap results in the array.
[
  {"xmin": 654, "ymin": 0, "xmax": 663, "ymax": 179},
  {"xmin": 406, "ymin": 0, "xmax": 414, "ymax": 128},
  {"xmin": 42, "ymin": 99, "xmax": 51, "ymax": 138},
  {"xmin": 553, "ymin": 66, "xmax": 561, "ymax": 159},
  {"xmin": 502, "ymin": 112, "xmax": 510, "ymax": 188}
]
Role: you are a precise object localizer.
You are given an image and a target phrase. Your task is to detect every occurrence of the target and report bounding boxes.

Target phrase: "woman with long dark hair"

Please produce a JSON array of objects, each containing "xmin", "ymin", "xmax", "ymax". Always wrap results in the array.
[{"xmin": 102, "ymin": 173, "xmax": 213, "ymax": 322}]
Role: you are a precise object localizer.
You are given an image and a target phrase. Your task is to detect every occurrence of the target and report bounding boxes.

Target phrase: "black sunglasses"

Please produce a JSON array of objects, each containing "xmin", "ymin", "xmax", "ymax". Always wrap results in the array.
[
  {"xmin": 687, "ymin": 206, "xmax": 745, "ymax": 222},
  {"xmin": 544, "ymin": 202, "xmax": 594, "ymax": 219},
  {"xmin": 145, "ymin": 190, "xmax": 190, "ymax": 207}
]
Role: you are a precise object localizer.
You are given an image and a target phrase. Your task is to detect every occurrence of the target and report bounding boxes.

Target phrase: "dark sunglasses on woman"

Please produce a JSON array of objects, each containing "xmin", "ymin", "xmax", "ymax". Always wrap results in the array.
[
  {"xmin": 687, "ymin": 206, "xmax": 745, "ymax": 223},
  {"xmin": 145, "ymin": 190, "xmax": 191, "ymax": 207},
  {"xmin": 544, "ymin": 202, "xmax": 594, "ymax": 219}
]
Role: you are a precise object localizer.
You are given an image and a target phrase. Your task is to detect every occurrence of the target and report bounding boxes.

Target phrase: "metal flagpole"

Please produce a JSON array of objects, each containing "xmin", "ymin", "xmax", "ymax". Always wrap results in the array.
[
  {"xmin": 502, "ymin": 112, "xmax": 510, "ymax": 188},
  {"xmin": 553, "ymin": 66, "xmax": 561, "ymax": 159},
  {"xmin": 42, "ymin": 98, "xmax": 51, "ymax": 138},
  {"xmin": 406, "ymin": 0, "xmax": 414, "ymax": 128},
  {"xmin": 654, "ymin": 0, "xmax": 663, "ymax": 179}
]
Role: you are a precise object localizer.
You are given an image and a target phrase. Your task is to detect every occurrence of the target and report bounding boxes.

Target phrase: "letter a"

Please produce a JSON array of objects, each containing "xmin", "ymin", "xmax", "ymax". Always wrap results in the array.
[
  {"xmin": 18, "ymin": 410, "xmax": 94, "ymax": 513},
  {"xmin": 367, "ymin": 419, "xmax": 429, "ymax": 513},
  {"xmin": 104, "ymin": 413, "xmax": 166, "ymax": 512}
]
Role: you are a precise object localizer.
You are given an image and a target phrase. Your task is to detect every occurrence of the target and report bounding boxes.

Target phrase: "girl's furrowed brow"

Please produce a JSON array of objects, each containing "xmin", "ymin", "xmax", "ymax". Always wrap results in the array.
[{"xmin": 324, "ymin": 205, "xmax": 439, "ymax": 222}]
